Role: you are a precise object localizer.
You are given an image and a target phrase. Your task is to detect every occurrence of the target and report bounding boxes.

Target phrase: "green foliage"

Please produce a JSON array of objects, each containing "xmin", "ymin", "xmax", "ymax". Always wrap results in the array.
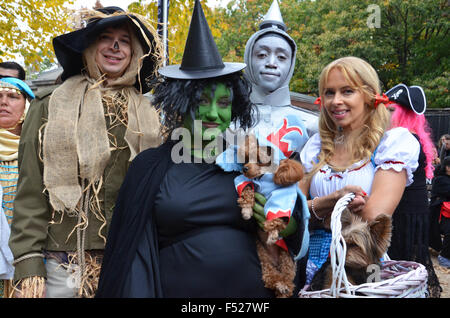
[
  {"xmin": 0, "ymin": 0, "xmax": 219, "ymax": 76},
  {"xmin": 214, "ymin": 0, "xmax": 270, "ymax": 62},
  {"xmin": 1, "ymin": 0, "xmax": 447, "ymax": 108},
  {"xmin": 213, "ymin": 0, "xmax": 449, "ymax": 108},
  {"xmin": 422, "ymin": 71, "xmax": 450, "ymax": 109},
  {"xmin": 0, "ymin": 0, "xmax": 75, "ymax": 70},
  {"xmin": 128, "ymin": 0, "xmax": 220, "ymax": 64},
  {"xmin": 373, "ymin": 0, "xmax": 449, "ymax": 108}
]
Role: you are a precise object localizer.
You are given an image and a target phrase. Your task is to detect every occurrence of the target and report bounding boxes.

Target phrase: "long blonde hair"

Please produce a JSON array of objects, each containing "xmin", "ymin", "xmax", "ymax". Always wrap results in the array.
[{"xmin": 309, "ymin": 57, "xmax": 390, "ymax": 177}]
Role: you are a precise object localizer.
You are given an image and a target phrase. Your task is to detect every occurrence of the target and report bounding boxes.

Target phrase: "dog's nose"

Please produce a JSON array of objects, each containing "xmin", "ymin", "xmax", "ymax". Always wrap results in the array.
[{"xmin": 243, "ymin": 166, "xmax": 248, "ymax": 173}]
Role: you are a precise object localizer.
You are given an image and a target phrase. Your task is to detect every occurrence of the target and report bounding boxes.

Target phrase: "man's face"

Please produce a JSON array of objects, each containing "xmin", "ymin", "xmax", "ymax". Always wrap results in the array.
[
  {"xmin": 0, "ymin": 67, "xmax": 20, "ymax": 79},
  {"xmin": 251, "ymin": 35, "xmax": 292, "ymax": 94},
  {"xmin": 95, "ymin": 26, "xmax": 132, "ymax": 79},
  {"xmin": 444, "ymin": 138, "xmax": 450, "ymax": 150}
]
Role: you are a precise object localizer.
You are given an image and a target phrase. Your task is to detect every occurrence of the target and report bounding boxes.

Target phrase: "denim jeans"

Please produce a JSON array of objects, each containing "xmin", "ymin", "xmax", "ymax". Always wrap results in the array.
[{"xmin": 45, "ymin": 258, "xmax": 77, "ymax": 298}]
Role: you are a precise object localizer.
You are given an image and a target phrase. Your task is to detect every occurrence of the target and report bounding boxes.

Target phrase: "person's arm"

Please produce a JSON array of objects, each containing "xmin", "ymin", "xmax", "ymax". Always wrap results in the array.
[
  {"xmin": 360, "ymin": 168, "xmax": 407, "ymax": 221},
  {"xmin": 9, "ymin": 93, "xmax": 51, "ymax": 285},
  {"xmin": 359, "ymin": 127, "xmax": 421, "ymax": 221}
]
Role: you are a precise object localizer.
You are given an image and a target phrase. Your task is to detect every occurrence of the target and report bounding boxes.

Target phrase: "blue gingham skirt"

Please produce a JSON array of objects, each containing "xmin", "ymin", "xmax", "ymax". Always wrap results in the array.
[{"xmin": 306, "ymin": 229, "xmax": 332, "ymax": 285}]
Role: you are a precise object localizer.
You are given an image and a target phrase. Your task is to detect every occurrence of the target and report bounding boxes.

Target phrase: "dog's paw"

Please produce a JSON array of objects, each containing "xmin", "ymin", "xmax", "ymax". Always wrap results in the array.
[
  {"xmin": 275, "ymin": 282, "xmax": 292, "ymax": 298},
  {"xmin": 266, "ymin": 230, "xmax": 279, "ymax": 245},
  {"xmin": 264, "ymin": 218, "xmax": 286, "ymax": 244},
  {"xmin": 241, "ymin": 207, "xmax": 253, "ymax": 220}
]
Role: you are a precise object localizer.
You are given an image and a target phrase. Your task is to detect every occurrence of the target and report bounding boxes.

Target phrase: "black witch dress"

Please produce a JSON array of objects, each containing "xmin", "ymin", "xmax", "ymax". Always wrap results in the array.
[
  {"xmin": 153, "ymin": 161, "xmax": 273, "ymax": 297},
  {"xmin": 97, "ymin": 141, "xmax": 284, "ymax": 297}
]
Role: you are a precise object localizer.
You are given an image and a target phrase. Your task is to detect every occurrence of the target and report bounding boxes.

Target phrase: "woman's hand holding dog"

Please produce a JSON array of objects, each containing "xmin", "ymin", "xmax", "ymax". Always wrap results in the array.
[
  {"xmin": 336, "ymin": 185, "xmax": 367, "ymax": 214},
  {"xmin": 252, "ymin": 192, "xmax": 266, "ymax": 229},
  {"xmin": 252, "ymin": 192, "xmax": 297, "ymax": 237},
  {"xmin": 327, "ymin": 185, "xmax": 367, "ymax": 215},
  {"xmin": 347, "ymin": 194, "xmax": 367, "ymax": 214},
  {"xmin": 308, "ymin": 185, "xmax": 367, "ymax": 228}
]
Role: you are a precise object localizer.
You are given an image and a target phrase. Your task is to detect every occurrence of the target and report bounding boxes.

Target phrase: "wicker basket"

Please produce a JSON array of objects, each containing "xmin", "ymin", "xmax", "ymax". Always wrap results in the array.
[{"xmin": 299, "ymin": 193, "xmax": 428, "ymax": 298}]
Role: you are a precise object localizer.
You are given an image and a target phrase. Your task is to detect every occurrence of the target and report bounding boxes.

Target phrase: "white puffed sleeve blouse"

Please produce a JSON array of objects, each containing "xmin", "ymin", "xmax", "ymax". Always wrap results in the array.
[{"xmin": 300, "ymin": 127, "xmax": 420, "ymax": 199}]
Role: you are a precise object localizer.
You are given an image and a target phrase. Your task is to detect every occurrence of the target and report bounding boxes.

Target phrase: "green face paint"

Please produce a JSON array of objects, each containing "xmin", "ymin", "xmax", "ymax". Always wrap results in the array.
[{"xmin": 184, "ymin": 82, "xmax": 232, "ymax": 158}]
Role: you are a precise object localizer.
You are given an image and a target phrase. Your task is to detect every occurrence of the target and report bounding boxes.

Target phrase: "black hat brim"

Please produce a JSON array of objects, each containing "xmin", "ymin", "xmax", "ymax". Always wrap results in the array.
[
  {"xmin": 386, "ymin": 83, "xmax": 427, "ymax": 115},
  {"xmin": 52, "ymin": 12, "xmax": 157, "ymax": 93},
  {"xmin": 158, "ymin": 62, "xmax": 246, "ymax": 80}
]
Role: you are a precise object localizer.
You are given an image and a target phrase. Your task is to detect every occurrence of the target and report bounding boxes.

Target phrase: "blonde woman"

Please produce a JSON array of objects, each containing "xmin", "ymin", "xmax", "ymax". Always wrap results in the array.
[{"xmin": 299, "ymin": 57, "xmax": 420, "ymax": 283}]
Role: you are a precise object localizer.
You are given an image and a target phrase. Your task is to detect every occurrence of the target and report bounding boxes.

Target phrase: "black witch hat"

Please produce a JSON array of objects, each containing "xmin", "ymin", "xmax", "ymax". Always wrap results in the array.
[
  {"xmin": 386, "ymin": 83, "xmax": 427, "ymax": 115},
  {"xmin": 52, "ymin": 6, "xmax": 158, "ymax": 93},
  {"xmin": 158, "ymin": 0, "xmax": 245, "ymax": 79}
]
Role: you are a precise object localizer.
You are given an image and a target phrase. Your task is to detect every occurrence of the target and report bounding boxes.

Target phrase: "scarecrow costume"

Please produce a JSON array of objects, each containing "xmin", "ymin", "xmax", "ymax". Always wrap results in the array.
[
  {"xmin": 0, "ymin": 78, "xmax": 35, "ymax": 298},
  {"xmin": 9, "ymin": 7, "xmax": 162, "ymax": 297}
]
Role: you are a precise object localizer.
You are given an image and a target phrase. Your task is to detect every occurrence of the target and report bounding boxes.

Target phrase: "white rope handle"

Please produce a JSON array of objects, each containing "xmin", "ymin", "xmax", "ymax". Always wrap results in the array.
[
  {"xmin": 329, "ymin": 192, "xmax": 355, "ymax": 297},
  {"xmin": 299, "ymin": 192, "xmax": 428, "ymax": 298}
]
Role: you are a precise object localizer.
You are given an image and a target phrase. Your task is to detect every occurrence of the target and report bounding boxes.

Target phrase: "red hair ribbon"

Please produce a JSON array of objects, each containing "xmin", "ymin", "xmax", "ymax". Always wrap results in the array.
[
  {"xmin": 374, "ymin": 93, "xmax": 390, "ymax": 108},
  {"xmin": 314, "ymin": 96, "xmax": 322, "ymax": 109}
]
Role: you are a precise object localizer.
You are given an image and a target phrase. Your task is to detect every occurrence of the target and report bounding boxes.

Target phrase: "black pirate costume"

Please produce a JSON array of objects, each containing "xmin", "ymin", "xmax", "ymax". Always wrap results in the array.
[{"xmin": 386, "ymin": 83, "xmax": 442, "ymax": 297}]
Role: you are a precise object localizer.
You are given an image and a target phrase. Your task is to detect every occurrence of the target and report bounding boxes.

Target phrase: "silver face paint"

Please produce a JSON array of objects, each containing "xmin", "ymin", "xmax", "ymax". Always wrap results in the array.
[
  {"xmin": 113, "ymin": 41, "xmax": 120, "ymax": 50},
  {"xmin": 250, "ymin": 35, "xmax": 292, "ymax": 95}
]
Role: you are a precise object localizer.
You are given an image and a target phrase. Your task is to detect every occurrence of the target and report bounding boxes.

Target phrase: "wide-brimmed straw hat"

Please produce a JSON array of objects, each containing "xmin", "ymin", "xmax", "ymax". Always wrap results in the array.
[
  {"xmin": 158, "ymin": 0, "xmax": 245, "ymax": 80},
  {"xmin": 52, "ymin": 6, "xmax": 159, "ymax": 93}
]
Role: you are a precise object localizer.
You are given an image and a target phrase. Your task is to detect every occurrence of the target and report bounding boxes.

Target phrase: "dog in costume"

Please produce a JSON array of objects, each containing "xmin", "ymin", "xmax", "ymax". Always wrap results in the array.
[{"xmin": 216, "ymin": 114, "xmax": 310, "ymax": 297}]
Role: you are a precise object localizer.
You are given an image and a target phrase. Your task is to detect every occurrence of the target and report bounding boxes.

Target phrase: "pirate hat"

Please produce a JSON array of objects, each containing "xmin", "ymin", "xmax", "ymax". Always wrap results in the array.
[
  {"xmin": 158, "ymin": 0, "xmax": 245, "ymax": 79},
  {"xmin": 386, "ymin": 83, "xmax": 427, "ymax": 115},
  {"xmin": 52, "ymin": 6, "xmax": 158, "ymax": 93}
]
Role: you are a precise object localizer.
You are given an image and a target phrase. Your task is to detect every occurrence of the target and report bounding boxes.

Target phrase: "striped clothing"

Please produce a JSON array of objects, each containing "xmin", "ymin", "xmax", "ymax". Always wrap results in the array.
[{"xmin": 0, "ymin": 160, "xmax": 18, "ymax": 226}]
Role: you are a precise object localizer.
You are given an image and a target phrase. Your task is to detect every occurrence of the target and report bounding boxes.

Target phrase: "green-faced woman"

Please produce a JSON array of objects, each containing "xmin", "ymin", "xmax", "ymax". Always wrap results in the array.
[{"xmin": 183, "ymin": 82, "xmax": 233, "ymax": 159}]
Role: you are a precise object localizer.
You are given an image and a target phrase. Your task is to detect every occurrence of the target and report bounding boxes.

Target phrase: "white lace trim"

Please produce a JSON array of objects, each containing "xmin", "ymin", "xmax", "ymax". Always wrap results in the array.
[{"xmin": 375, "ymin": 162, "xmax": 414, "ymax": 186}]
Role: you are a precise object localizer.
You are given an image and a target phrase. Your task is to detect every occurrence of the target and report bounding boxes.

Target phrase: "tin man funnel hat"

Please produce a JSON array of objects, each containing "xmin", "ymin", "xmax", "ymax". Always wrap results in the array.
[
  {"xmin": 259, "ymin": 0, "xmax": 286, "ymax": 31},
  {"xmin": 158, "ymin": 0, "xmax": 245, "ymax": 79}
]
